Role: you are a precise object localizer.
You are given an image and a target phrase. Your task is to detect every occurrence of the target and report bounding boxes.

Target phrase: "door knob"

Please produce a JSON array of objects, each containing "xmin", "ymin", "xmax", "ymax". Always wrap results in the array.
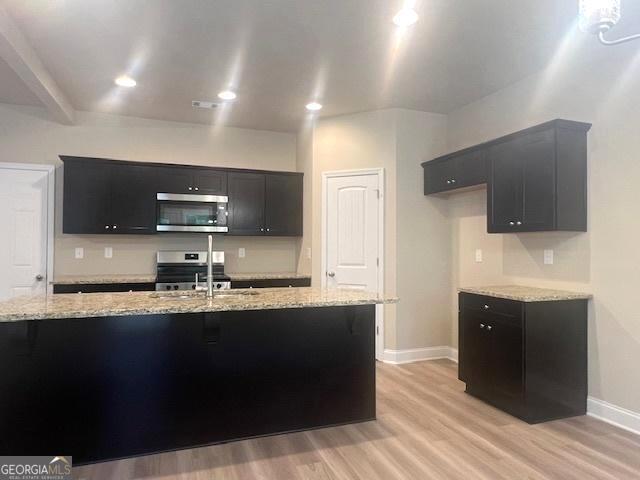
[
  {"xmin": 35, "ymin": 274, "xmax": 44, "ymax": 281},
  {"xmin": 327, "ymin": 271, "xmax": 335, "ymax": 277}
]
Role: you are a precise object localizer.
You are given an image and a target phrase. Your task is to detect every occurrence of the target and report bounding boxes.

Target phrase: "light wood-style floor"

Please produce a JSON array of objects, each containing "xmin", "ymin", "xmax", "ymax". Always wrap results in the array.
[{"xmin": 74, "ymin": 360, "xmax": 640, "ymax": 479}]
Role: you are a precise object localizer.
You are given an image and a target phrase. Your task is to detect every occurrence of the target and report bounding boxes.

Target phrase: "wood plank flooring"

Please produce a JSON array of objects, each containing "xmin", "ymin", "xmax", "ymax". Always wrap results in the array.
[{"xmin": 73, "ymin": 360, "xmax": 640, "ymax": 480}]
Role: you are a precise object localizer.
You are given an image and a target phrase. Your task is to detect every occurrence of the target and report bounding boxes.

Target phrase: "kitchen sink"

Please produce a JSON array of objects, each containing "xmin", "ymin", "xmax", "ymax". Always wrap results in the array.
[{"xmin": 149, "ymin": 290, "xmax": 260, "ymax": 300}]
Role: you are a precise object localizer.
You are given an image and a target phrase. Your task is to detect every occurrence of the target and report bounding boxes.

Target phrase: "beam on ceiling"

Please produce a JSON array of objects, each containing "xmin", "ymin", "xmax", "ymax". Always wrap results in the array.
[{"xmin": 0, "ymin": 6, "xmax": 75, "ymax": 124}]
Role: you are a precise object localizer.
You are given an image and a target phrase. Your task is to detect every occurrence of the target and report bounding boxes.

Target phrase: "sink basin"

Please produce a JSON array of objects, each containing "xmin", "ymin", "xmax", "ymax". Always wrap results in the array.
[{"xmin": 212, "ymin": 291, "xmax": 261, "ymax": 297}]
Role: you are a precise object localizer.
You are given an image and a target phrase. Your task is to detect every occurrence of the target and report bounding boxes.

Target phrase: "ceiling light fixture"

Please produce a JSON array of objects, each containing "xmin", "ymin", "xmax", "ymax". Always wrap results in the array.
[
  {"xmin": 305, "ymin": 102, "xmax": 323, "ymax": 112},
  {"xmin": 579, "ymin": 0, "xmax": 640, "ymax": 45},
  {"xmin": 393, "ymin": 8, "xmax": 419, "ymax": 27},
  {"xmin": 114, "ymin": 75, "xmax": 136, "ymax": 88},
  {"xmin": 217, "ymin": 90, "xmax": 237, "ymax": 101}
]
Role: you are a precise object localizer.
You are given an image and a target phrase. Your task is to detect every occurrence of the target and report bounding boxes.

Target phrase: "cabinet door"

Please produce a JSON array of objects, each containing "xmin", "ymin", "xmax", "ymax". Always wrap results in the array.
[
  {"xmin": 461, "ymin": 307, "xmax": 491, "ymax": 389},
  {"xmin": 155, "ymin": 166, "xmax": 193, "ymax": 194},
  {"xmin": 521, "ymin": 129, "xmax": 556, "ymax": 230},
  {"xmin": 227, "ymin": 172, "xmax": 265, "ymax": 235},
  {"xmin": 454, "ymin": 150, "xmax": 487, "ymax": 188},
  {"xmin": 109, "ymin": 164, "xmax": 156, "ymax": 234},
  {"xmin": 264, "ymin": 174, "xmax": 303, "ymax": 236},
  {"xmin": 488, "ymin": 316, "xmax": 524, "ymax": 404},
  {"xmin": 488, "ymin": 138, "xmax": 523, "ymax": 232},
  {"xmin": 423, "ymin": 160, "xmax": 455, "ymax": 194},
  {"xmin": 193, "ymin": 169, "xmax": 227, "ymax": 195},
  {"xmin": 62, "ymin": 159, "xmax": 111, "ymax": 234}
]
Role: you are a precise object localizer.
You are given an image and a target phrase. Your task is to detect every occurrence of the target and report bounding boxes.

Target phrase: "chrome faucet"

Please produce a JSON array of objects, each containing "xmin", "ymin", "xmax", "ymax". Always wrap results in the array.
[{"xmin": 206, "ymin": 234, "xmax": 214, "ymax": 298}]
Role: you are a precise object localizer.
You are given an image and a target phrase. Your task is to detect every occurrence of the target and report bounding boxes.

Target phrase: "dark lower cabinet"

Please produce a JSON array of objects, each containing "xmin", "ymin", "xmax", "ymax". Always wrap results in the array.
[
  {"xmin": 0, "ymin": 305, "xmax": 375, "ymax": 464},
  {"xmin": 459, "ymin": 293, "xmax": 587, "ymax": 423},
  {"xmin": 53, "ymin": 283, "xmax": 156, "ymax": 294},
  {"xmin": 231, "ymin": 277, "xmax": 311, "ymax": 289}
]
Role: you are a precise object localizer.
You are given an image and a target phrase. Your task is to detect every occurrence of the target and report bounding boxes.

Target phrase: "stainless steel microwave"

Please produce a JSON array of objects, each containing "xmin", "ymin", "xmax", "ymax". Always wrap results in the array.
[{"xmin": 156, "ymin": 193, "xmax": 228, "ymax": 233}]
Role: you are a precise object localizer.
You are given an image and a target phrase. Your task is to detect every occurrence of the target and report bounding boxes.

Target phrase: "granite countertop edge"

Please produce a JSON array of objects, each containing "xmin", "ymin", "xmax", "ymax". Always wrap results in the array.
[
  {"xmin": 0, "ymin": 288, "xmax": 398, "ymax": 323},
  {"xmin": 51, "ymin": 273, "xmax": 312, "ymax": 285},
  {"xmin": 458, "ymin": 285, "xmax": 592, "ymax": 302}
]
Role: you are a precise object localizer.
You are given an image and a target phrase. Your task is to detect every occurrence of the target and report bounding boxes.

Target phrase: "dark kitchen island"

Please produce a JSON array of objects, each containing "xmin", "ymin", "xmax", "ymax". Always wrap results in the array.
[{"xmin": 0, "ymin": 288, "xmax": 394, "ymax": 465}]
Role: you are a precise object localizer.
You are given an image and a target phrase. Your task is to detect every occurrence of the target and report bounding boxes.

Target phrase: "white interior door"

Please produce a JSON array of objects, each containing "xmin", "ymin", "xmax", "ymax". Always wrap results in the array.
[
  {"xmin": 0, "ymin": 167, "xmax": 51, "ymax": 301},
  {"xmin": 324, "ymin": 171, "xmax": 383, "ymax": 359},
  {"xmin": 325, "ymin": 173, "xmax": 380, "ymax": 291}
]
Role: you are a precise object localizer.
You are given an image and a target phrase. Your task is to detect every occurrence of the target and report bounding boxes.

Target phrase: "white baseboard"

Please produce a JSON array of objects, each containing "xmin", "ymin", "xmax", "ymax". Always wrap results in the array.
[
  {"xmin": 587, "ymin": 397, "xmax": 640, "ymax": 436},
  {"xmin": 382, "ymin": 346, "xmax": 458, "ymax": 365}
]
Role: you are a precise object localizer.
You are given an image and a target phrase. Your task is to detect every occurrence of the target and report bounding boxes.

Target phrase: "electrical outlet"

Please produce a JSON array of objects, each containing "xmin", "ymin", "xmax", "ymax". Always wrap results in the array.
[
  {"xmin": 475, "ymin": 249, "xmax": 483, "ymax": 263},
  {"xmin": 74, "ymin": 247, "xmax": 84, "ymax": 259},
  {"xmin": 544, "ymin": 249, "xmax": 554, "ymax": 265},
  {"xmin": 104, "ymin": 247, "xmax": 113, "ymax": 259},
  {"xmin": 238, "ymin": 248, "xmax": 246, "ymax": 258},
  {"xmin": 307, "ymin": 247, "xmax": 312, "ymax": 259}
]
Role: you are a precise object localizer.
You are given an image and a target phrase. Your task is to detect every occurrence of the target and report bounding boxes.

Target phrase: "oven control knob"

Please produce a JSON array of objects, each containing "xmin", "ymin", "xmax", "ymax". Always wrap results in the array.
[
  {"xmin": 216, "ymin": 283, "xmax": 222, "ymax": 289},
  {"xmin": 165, "ymin": 285, "xmax": 171, "ymax": 291},
  {"xmin": 192, "ymin": 284, "xmax": 196, "ymax": 290},
  {"xmin": 173, "ymin": 285, "xmax": 179, "ymax": 290}
]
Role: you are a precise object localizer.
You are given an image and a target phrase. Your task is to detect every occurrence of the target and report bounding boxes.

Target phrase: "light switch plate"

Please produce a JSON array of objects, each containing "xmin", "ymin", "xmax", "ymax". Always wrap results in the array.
[
  {"xmin": 104, "ymin": 247, "xmax": 113, "ymax": 259},
  {"xmin": 75, "ymin": 247, "xmax": 84, "ymax": 259},
  {"xmin": 238, "ymin": 248, "xmax": 246, "ymax": 258},
  {"xmin": 475, "ymin": 249, "xmax": 483, "ymax": 263},
  {"xmin": 544, "ymin": 249, "xmax": 554, "ymax": 265},
  {"xmin": 307, "ymin": 247, "xmax": 312, "ymax": 259}
]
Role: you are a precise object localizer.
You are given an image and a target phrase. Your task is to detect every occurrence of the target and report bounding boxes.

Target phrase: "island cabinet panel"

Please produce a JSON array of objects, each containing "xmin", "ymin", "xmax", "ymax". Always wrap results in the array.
[
  {"xmin": 458, "ymin": 293, "xmax": 587, "ymax": 423},
  {"xmin": 0, "ymin": 305, "xmax": 375, "ymax": 464}
]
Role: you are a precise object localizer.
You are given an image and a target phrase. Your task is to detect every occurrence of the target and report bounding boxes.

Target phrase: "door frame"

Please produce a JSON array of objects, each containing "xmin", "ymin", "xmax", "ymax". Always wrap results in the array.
[
  {"xmin": 321, "ymin": 168, "xmax": 385, "ymax": 360},
  {"xmin": 0, "ymin": 162, "xmax": 55, "ymax": 295}
]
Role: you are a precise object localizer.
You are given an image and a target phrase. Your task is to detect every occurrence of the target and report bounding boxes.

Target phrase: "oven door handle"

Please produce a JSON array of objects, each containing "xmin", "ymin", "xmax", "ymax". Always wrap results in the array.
[{"xmin": 156, "ymin": 193, "xmax": 228, "ymax": 203}]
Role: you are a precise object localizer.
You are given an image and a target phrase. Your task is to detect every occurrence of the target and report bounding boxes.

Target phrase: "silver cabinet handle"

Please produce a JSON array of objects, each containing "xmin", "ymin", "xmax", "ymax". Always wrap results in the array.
[
  {"xmin": 451, "ymin": 179, "xmax": 456, "ymax": 183},
  {"xmin": 483, "ymin": 304, "xmax": 489, "ymax": 310},
  {"xmin": 35, "ymin": 274, "xmax": 44, "ymax": 281},
  {"xmin": 446, "ymin": 180, "xmax": 451, "ymax": 184},
  {"xmin": 266, "ymin": 228, "xmax": 270, "ymax": 232},
  {"xmin": 509, "ymin": 221, "xmax": 515, "ymax": 226},
  {"xmin": 194, "ymin": 187, "xmax": 199, "ymax": 191},
  {"xmin": 188, "ymin": 186, "xmax": 193, "ymax": 191},
  {"xmin": 327, "ymin": 271, "xmax": 335, "ymax": 277},
  {"xmin": 113, "ymin": 225, "xmax": 117, "ymax": 229},
  {"xmin": 260, "ymin": 228, "xmax": 264, "ymax": 232},
  {"xmin": 480, "ymin": 323, "xmax": 485, "ymax": 329},
  {"xmin": 487, "ymin": 325, "xmax": 493, "ymax": 331},
  {"xmin": 516, "ymin": 221, "xmax": 522, "ymax": 225},
  {"xmin": 105, "ymin": 225, "xmax": 110, "ymax": 229}
]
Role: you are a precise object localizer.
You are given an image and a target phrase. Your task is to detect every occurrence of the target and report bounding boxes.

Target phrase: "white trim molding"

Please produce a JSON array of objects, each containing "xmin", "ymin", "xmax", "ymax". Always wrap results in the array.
[
  {"xmin": 587, "ymin": 397, "xmax": 640, "ymax": 436},
  {"xmin": 382, "ymin": 346, "xmax": 458, "ymax": 365}
]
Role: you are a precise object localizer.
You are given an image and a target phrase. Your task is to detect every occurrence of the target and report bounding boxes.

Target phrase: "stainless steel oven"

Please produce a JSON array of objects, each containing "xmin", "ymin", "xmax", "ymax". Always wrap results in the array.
[{"xmin": 156, "ymin": 193, "xmax": 228, "ymax": 232}]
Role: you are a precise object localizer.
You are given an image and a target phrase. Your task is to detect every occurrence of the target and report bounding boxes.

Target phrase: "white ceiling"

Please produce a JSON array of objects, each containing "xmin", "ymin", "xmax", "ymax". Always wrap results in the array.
[{"xmin": 0, "ymin": 0, "xmax": 632, "ymax": 132}]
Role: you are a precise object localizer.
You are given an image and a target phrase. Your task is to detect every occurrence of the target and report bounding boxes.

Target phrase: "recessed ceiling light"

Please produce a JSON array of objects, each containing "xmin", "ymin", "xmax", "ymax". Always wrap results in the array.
[
  {"xmin": 114, "ymin": 75, "xmax": 136, "ymax": 88},
  {"xmin": 393, "ymin": 8, "xmax": 419, "ymax": 27},
  {"xmin": 305, "ymin": 102, "xmax": 323, "ymax": 112},
  {"xmin": 218, "ymin": 90, "xmax": 237, "ymax": 101}
]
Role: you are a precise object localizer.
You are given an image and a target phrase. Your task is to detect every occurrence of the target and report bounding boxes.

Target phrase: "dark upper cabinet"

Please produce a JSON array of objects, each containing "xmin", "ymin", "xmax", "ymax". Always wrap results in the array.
[
  {"xmin": 62, "ymin": 157, "xmax": 156, "ymax": 234},
  {"xmin": 63, "ymin": 158, "xmax": 111, "ymax": 234},
  {"xmin": 459, "ymin": 292, "xmax": 588, "ymax": 424},
  {"xmin": 488, "ymin": 122, "xmax": 589, "ymax": 233},
  {"xmin": 265, "ymin": 174, "xmax": 303, "ymax": 236},
  {"xmin": 422, "ymin": 119, "xmax": 590, "ymax": 233},
  {"xmin": 227, "ymin": 172, "xmax": 265, "ymax": 235},
  {"xmin": 62, "ymin": 156, "xmax": 302, "ymax": 236},
  {"xmin": 109, "ymin": 164, "xmax": 157, "ymax": 233},
  {"xmin": 155, "ymin": 167, "xmax": 227, "ymax": 195},
  {"xmin": 422, "ymin": 149, "xmax": 487, "ymax": 194}
]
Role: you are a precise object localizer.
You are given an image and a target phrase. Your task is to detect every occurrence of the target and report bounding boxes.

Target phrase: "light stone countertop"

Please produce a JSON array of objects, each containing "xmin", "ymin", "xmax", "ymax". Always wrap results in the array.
[
  {"xmin": 0, "ymin": 287, "xmax": 396, "ymax": 323},
  {"xmin": 52, "ymin": 272, "xmax": 311, "ymax": 285},
  {"xmin": 458, "ymin": 285, "xmax": 592, "ymax": 302}
]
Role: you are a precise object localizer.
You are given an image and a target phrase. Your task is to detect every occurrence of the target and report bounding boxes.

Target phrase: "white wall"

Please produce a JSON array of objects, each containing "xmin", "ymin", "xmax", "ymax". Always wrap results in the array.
[
  {"xmin": 308, "ymin": 109, "xmax": 449, "ymax": 350},
  {"xmin": 0, "ymin": 104, "xmax": 299, "ymax": 276},
  {"xmin": 446, "ymin": 38, "xmax": 640, "ymax": 413}
]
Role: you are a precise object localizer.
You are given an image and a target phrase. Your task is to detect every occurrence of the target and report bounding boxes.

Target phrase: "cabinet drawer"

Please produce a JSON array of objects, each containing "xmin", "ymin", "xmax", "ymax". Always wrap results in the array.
[{"xmin": 460, "ymin": 293, "xmax": 522, "ymax": 319}]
